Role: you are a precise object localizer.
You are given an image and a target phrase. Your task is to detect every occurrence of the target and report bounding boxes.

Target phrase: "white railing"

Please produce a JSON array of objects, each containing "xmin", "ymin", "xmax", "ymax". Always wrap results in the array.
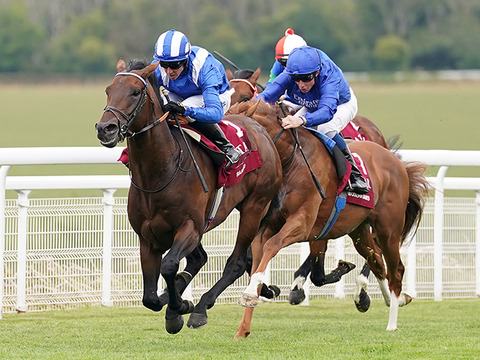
[{"xmin": 1, "ymin": 148, "xmax": 480, "ymax": 317}]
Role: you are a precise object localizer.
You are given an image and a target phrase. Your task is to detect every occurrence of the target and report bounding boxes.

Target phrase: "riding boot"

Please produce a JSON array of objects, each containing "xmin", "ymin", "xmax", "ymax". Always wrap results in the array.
[
  {"xmin": 190, "ymin": 121, "xmax": 242, "ymax": 168},
  {"xmin": 341, "ymin": 146, "xmax": 369, "ymax": 194}
]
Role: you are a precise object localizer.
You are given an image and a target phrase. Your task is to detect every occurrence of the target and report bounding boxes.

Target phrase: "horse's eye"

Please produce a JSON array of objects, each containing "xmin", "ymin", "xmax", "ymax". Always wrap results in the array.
[{"xmin": 132, "ymin": 88, "xmax": 141, "ymax": 97}]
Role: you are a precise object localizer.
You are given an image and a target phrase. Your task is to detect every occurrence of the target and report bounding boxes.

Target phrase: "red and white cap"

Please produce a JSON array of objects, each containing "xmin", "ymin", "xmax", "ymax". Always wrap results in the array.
[{"xmin": 275, "ymin": 28, "xmax": 307, "ymax": 60}]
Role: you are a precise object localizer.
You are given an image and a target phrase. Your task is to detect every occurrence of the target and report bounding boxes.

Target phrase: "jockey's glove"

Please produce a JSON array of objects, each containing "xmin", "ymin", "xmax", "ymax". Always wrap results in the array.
[{"xmin": 164, "ymin": 101, "xmax": 186, "ymax": 115}]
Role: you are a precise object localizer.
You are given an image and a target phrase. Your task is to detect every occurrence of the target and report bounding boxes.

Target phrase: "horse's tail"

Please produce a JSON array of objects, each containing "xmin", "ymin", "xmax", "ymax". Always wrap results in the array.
[{"xmin": 401, "ymin": 161, "xmax": 431, "ymax": 243}]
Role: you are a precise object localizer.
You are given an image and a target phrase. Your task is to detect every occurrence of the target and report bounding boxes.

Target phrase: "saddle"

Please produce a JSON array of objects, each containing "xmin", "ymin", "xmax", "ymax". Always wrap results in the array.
[{"xmin": 306, "ymin": 129, "xmax": 374, "ymax": 239}]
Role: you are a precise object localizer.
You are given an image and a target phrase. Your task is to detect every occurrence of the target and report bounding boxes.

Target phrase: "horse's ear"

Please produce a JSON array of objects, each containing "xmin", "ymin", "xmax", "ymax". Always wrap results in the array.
[
  {"xmin": 251, "ymin": 67, "xmax": 261, "ymax": 84},
  {"xmin": 246, "ymin": 99, "xmax": 261, "ymax": 117},
  {"xmin": 116, "ymin": 59, "xmax": 127, "ymax": 73},
  {"xmin": 225, "ymin": 68, "xmax": 234, "ymax": 81},
  {"xmin": 140, "ymin": 61, "xmax": 159, "ymax": 78}
]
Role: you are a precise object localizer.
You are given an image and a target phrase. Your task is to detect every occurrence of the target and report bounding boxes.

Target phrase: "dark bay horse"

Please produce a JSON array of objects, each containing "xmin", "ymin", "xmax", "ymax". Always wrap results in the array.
[
  {"xmin": 227, "ymin": 67, "xmax": 391, "ymax": 307},
  {"xmin": 228, "ymin": 100, "xmax": 429, "ymax": 338},
  {"xmin": 95, "ymin": 60, "xmax": 283, "ymax": 334}
]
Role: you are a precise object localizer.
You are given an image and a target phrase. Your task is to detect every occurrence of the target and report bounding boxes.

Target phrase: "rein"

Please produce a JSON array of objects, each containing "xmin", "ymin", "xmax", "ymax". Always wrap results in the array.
[
  {"xmin": 277, "ymin": 102, "xmax": 326, "ymax": 199},
  {"xmin": 273, "ymin": 116, "xmax": 297, "ymax": 167}
]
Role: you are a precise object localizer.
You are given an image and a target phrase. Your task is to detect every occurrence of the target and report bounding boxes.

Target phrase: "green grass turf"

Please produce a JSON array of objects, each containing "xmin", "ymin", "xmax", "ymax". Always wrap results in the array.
[{"xmin": 0, "ymin": 299, "xmax": 479, "ymax": 359}]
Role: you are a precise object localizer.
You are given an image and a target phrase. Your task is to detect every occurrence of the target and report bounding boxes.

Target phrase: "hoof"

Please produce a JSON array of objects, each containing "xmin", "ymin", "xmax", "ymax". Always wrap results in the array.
[
  {"xmin": 288, "ymin": 289, "xmax": 305, "ymax": 305},
  {"xmin": 187, "ymin": 312, "xmax": 208, "ymax": 329},
  {"xmin": 403, "ymin": 293, "xmax": 413, "ymax": 306},
  {"xmin": 234, "ymin": 331, "xmax": 250, "ymax": 339},
  {"xmin": 238, "ymin": 293, "xmax": 258, "ymax": 307},
  {"xmin": 338, "ymin": 260, "xmax": 356, "ymax": 273},
  {"xmin": 165, "ymin": 314, "xmax": 184, "ymax": 334},
  {"xmin": 259, "ymin": 284, "xmax": 281, "ymax": 299},
  {"xmin": 355, "ymin": 288, "xmax": 370, "ymax": 313},
  {"xmin": 268, "ymin": 285, "xmax": 281, "ymax": 298}
]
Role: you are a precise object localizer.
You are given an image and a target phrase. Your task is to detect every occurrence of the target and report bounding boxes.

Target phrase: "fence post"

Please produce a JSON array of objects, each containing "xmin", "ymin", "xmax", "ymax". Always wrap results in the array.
[
  {"xmin": 476, "ymin": 191, "xmax": 480, "ymax": 297},
  {"xmin": 334, "ymin": 236, "xmax": 346, "ymax": 299},
  {"xmin": 0, "ymin": 165, "xmax": 11, "ymax": 319},
  {"xmin": 102, "ymin": 189, "xmax": 116, "ymax": 307},
  {"xmin": 434, "ymin": 166, "xmax": 448, "ymax": 301},
  {"xmin": 15, "ymin": 190, "xmax": 31, "ymax": 313}
]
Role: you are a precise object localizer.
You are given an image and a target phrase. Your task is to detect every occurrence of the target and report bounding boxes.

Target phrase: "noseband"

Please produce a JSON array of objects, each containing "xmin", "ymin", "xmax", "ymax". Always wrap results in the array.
[{"xmin": 103, "ymin": 72, "xmax": 157, "ymax": 141}]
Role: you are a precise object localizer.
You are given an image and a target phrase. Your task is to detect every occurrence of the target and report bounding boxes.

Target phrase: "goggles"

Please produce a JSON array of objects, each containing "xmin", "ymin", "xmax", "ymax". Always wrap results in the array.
[
  {"xmin": 278, "ymin": 59, "xmax": 287, "ymax": 68},
  {"xmin": 290, "ymin": 72, "xmax": 316, "ymax": 83},
  {"xmin": 160, "ymin": 59, "xmax": 187, "ymax": 69}
]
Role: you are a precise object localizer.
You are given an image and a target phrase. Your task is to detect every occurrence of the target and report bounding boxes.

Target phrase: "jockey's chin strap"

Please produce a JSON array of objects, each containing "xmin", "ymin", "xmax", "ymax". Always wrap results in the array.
[
  {"xmin": 103, "ymin": 71, "xmax": 162, "ymax": 142},
  {"xmin": 229, "ymin": 78, "xmax": 259, "ymax": 99}
]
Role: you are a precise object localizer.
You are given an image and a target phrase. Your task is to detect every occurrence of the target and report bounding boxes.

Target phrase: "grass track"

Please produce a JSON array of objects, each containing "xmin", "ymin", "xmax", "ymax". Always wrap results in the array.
[{"xmin": 1, "ymin": 299, "xmax": 479, "ymax": 359}]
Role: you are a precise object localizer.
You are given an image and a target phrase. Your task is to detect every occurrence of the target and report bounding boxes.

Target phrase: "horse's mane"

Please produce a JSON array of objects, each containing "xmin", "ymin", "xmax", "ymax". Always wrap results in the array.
[
  {"xmin": 233, "ymin": 69, "xmax": 255, "ymax": 79},
  {"xmin": 227, "ymin": 98, "xmax": 278, "ymax": 120},
  {"xmin": 127, "ymin": 59, "xmax": 162, "ymax": 104}
]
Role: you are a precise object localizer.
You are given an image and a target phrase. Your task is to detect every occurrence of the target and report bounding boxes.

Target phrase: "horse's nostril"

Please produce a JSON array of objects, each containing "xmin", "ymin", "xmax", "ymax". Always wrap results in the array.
[{"xmin": 105, "ymin": 123, "xmax": 118, "ymax": 133}]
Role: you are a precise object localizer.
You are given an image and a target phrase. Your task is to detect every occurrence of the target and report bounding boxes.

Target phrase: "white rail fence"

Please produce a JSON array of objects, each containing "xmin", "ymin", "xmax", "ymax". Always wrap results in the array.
[{"xmin": 1, "ymin": 148, "xmax": 480, "ymax": 318}]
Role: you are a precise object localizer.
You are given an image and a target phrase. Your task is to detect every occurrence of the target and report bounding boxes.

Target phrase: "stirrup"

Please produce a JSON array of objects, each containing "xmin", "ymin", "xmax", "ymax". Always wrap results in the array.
[
  {"xmin": 346, "ymin": 179, "xmax": 369, "ymax": 194},
  {"xmin": 225, "ymin": 148, "xmax": 241, "ymax": 169}
]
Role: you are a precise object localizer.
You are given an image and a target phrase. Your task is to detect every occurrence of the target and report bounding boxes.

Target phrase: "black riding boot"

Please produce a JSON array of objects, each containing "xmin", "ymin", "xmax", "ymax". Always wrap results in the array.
[
  {"xmin": 342, "ymin": 146, "xmax": 369, "ymax": 194},
  {"xmin": 190, "ymin": 121, "xmax": 242, "ymax": 168}
]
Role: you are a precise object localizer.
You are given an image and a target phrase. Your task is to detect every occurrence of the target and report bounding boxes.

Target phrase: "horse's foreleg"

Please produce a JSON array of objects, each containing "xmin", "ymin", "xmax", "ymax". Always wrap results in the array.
[
  {"xmin": 161, "ymin": 223, "xmax": 199, "ymax": 316},
  {"xmin": 235, "ymin": 307, "xmax": 254, "ymax": 339},
  {"xmin": 158, "ymin": 243, "xmax": 208, "ymax": 306},
  {"xmin": 139, "ymin": 238, "xmax": 164, "ymax": 312}
]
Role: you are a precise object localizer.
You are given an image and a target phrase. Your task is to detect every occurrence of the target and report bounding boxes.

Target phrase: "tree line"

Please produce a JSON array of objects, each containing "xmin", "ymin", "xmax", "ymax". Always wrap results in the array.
[{"xmin": 2, "ymin": 0, "xmax": 480, "ymax": 75}]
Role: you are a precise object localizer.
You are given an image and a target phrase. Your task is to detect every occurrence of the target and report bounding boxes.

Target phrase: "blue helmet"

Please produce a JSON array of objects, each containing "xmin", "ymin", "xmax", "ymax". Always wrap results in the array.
[
  {"xmin": 285, "ymin": 46, "xmax": 322, "ymax": 75},
  {"xmin": 154, "ymin": 29, "xmax": 191, "ymax": 62}
]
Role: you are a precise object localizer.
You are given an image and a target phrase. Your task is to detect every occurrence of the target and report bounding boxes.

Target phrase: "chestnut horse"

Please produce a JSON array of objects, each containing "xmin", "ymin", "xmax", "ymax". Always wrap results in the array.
[
  {"xmin": 95, "ymin": 60, "xmax": 283, "ymax": 334},
  {"xmin": 227, "ymin": 67, "xmax": 390, "ymax": 307},
  {"xmin": 228, "ymin": 100, "xmax": 429, "ymax": 338}
]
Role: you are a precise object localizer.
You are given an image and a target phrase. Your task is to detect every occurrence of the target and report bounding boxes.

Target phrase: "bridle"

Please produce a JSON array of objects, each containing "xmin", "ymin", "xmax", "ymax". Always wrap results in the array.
[
  {"xmin": 102, "ymin": 71, "xmax": 186, "ymax": 193},
  {"xmin": 102, "ymin": 71, "xmax": 160, "ymax": 142},
  {"xmin": 229, "ymin": 78, "xmax": 259, "ymax": 101}
]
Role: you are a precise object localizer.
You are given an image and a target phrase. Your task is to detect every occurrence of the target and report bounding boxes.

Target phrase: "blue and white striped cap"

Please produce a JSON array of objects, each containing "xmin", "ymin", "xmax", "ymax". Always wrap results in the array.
[{"xmin": 154, "ymin": 29, "xmax": 191, "ymax": 62}]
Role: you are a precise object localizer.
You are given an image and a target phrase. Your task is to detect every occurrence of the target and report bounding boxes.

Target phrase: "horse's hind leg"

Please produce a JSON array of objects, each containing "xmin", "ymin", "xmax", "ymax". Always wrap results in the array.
[
  {"xmin": 349, "ymin": 224, "xmax": 387, "ymax": 311},
  {"xmin": 288, "ymin": 253, "xmax": 313, "ymax": 305}
]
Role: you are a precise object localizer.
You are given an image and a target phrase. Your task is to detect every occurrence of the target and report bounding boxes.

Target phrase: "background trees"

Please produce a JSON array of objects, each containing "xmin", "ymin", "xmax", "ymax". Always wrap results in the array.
[{"xmin": 1, "ymin": 0, "xmax": 480, "ymax": 75}]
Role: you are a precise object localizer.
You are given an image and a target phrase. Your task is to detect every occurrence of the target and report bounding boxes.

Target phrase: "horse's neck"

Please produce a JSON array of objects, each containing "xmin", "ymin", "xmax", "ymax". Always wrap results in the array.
[
  {"xmin": 252, "ymin": 112, "xmax": 296, "ymax": 164},
  {"xmin": 127, "ymin": 122, "xmax": 178, "ymax": 178}
]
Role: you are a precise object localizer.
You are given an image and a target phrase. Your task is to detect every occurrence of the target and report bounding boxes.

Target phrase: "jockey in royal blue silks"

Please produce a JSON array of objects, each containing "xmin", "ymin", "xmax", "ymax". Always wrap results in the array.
[
  {"xmin": 151, "ymin": 29, "xmax": 241, "ymax": 167},
  {"xmin": 258, "ymin": 45, "xmax": 369, "ymax": 194}
]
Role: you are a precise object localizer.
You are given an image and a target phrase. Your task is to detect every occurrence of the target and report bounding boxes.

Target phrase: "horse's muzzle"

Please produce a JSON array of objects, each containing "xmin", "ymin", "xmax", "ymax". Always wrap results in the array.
[{"xmin": 95, "ymin": 121, "xmax": 119, "ymax": 148}]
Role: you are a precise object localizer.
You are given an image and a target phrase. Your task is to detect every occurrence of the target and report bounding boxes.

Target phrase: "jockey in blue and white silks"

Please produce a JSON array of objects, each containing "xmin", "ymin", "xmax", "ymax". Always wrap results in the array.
[
  {"xmin": 151, "ymin": 29, "xmax": 241, "ymax": 166},
  {"xmin": 259, "ymin": 46, "xmax": 369, "ymax": 194}
]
